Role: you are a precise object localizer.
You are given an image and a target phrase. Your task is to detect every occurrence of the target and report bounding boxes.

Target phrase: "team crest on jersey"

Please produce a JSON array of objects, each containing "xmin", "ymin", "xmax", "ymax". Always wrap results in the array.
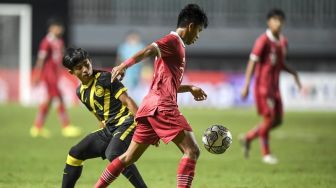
[{"xmin": 95, "ymin": 85, "xmax": 104, "ymax": 97}]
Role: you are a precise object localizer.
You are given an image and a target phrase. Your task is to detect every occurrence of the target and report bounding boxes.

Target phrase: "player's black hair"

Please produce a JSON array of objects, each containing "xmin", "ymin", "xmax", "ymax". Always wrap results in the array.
[
  {"xmin": 63, "ymin": 48, "xmax": 90, "ymax": 70},
  {"xmin": 177, "ymin": 4, "xmax": 208, "ymax": 29},
  {"xmin": 267, "ymin": 8, "xmax": 286, "ymax": 20},
  {"xmin": 47, "ymin": 17, "xmax": 64, "ymax": 28}
]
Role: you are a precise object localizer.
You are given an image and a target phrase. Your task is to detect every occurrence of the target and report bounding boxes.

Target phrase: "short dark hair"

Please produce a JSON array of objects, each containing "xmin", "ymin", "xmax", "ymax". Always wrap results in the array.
[
  {"xmin": 177, "ymin": 4, "xmax": 208, "ymax": 29},
  {"xmin": 47, "ymin": 17, "xmax": 64, "ymax": 28},
  {"xmin": 267, "ymin": 8, "xmax": 286, "ymax": 20},
  {"xmin": 63, "ymin": 48, "xmax": 90, "ymax": 70}
]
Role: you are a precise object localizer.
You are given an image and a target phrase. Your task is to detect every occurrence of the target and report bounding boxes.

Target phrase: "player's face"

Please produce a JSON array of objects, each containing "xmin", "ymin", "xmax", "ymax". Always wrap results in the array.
[
  {"xmin": 71, "ymin": 59, "xmax": 93, "ymax": 82},
  {"xmin": 185, "ymin": 23, "xmax": 203, "ymax": 45},
  {"xmin": 50, "ymin": 25, "xmax": 64, "ymax": 38},
  {"xmin": 267, "ymin": 16, "xmax": 284, "ymax": 35}
]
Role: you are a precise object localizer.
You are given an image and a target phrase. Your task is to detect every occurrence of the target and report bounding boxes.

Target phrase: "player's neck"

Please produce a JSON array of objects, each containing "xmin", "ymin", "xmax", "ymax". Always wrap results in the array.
[
  {"xmin": 269, "ymin": 29, "xmax": 280, "ymax": 39},
  {"xmin": 175, "ymin": 28, "xmax": 187, "ymax": 43},
  {"xmin": 81, "ymin": 76, "xmax": 94, "ymax": 85}
]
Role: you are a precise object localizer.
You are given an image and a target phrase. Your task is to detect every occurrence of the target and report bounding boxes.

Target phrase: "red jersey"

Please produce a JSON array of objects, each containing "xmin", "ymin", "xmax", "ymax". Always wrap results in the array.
[
  {"xmin": 250, "ymin": 29, "xmax": 288, "ymax": 97},
  {"xmin": 38, "ymin": 33, "xmax": 64, "ymax": 80},
  {"xmin": 136, "ymin": 32, "xmax": 186, "ymax": 118}
]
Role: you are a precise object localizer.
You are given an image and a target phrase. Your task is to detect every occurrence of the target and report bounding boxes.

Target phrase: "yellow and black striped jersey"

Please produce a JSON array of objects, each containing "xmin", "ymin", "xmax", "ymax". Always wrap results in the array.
[{"xmin": 76, "ymin": 70, "xmax": 133, "ymax": 129}]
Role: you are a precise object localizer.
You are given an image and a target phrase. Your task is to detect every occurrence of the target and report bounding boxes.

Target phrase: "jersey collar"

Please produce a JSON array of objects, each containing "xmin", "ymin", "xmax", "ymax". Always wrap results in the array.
[
  {"xmin": 46, "ymin": 33, "xmax": 57, "ymax": 41},
  {"xmin": 170, "ymin": 31, "xmax": 185, "ymax": 48},
  {"xmin": 266, "ymin": 29, "xmax": 280, "ymax": 42},
  {"xmin": 81, "ymin": 78, "xmax": 94, "ymax": 89}
]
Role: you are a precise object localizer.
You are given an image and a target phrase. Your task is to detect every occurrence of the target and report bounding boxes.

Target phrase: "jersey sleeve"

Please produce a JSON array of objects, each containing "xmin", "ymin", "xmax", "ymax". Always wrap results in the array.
[
  {"xmin": 250, "ymin": 36, "xmax": 266, "ymax": 62},
  {"xmin": 152, "ymin": 35, "xmax": 175, "ymax": 58},
  {"xmin": 111, "ymin": 79, "xmax": 127, "ymax": 99},
  {"xmin": 37, "ymin": 39, "xmax": 50, "ymax": 60}
]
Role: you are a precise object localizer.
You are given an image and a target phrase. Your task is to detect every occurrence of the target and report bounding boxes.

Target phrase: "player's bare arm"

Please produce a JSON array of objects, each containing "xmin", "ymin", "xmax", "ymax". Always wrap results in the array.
[
  {"xmin": 178, "ymin": 85, "xmax": 207, "ymax": 101},
  {"xmin": 283, "ymin": 63, "xmax": 302, "ymax": 90},
  {"xmin": 111, "ymin": 44, "xmax": 158, "ymax": 82},
  {"xmin": 118, "ymin": 92, "xmax": 138, "ymax": 116},
  {"xmin": 32, "ymin": 54, "xmax": 47, "ymax": 85},
  {"xmin": 241, "ymin": 59, "xmax": 257, "ymax": 100}
]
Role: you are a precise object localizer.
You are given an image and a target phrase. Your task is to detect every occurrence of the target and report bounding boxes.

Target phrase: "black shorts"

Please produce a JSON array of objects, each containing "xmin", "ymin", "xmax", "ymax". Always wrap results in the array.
[{"xmin": 68, "ymin": 122, "xmax": 135, "ymax": 161}]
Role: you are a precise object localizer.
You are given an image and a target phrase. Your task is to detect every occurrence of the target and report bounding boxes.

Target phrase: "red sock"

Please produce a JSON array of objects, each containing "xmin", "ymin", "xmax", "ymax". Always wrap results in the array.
[
  {"xmin": 259, "ymin": 116, "xmax": 272, "ymax": 155},
  {"xmin": 57, "ymin": 103, "xmax": 70, "ymax": 127},
  {"xmin": 94, "ymin": 158, "xmax": 125, "ymax": 188},
  {"xmin": 177, "ymin": 157, "xmax": 196, "ymax": 188},
  {"xmin": 34, "ymin": 103, "xmax": 49, "ymax": 128}
]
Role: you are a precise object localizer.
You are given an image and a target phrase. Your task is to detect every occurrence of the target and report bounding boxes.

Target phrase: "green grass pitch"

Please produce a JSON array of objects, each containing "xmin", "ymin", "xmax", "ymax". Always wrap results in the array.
[{"xmin": 0, "ymin": 104, "xmax": 335, "ymax": 188}]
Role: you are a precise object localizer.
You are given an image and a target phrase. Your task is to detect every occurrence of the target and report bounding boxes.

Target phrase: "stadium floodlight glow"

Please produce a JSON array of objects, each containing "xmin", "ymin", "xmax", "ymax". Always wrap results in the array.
[{"xmin": 0, "ymin": 4, "xmax": 32, "ymax": 105}]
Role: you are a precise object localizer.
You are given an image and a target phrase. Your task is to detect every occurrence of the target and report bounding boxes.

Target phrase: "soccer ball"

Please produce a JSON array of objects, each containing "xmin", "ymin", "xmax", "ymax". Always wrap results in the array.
[{"xmin": 202, "ymin": 125, "xmax": 232, "ymax": 154}]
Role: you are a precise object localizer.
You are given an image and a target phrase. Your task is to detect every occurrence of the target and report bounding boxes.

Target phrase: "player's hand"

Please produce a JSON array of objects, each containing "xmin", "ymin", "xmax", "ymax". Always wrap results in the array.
[
  {"xmin": 98, "ymin": 121, "xmax": 106, "ymax": 128},
  {"xmin": 241, "ymin": 86, "xmax": 249, "ymax": 100},
  {"xmin": 190, "ymin": 86, "xmax": 207, "ymax": 101},
  {"xmin": 111, "ymin": 65, "xmax": 126, "ymax": 82},
  {"xmin": 31, "ymin": 74, "xmax": 41, "ymax": 86}
]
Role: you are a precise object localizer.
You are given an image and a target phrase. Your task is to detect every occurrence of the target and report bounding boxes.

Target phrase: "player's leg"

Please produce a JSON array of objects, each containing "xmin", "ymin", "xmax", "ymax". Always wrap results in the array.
[
  {"xmin": 271, "ymin": 96, "xmax": 283, "ymax": 129},
  {"xmin": 240, "ymin": 95, "xmax": 265, "ymax": 158},
  {"xmin": 31, "ymin": 78, "xmax": 57, "ymax": 138},
  {"xmin": 259, "ymin": 97, "xmax": 279, "ymax": 164},
  {"xmin": 95, "ymin": 117, "xmax": 155, "ymax": 188},
  {"xmin": 53, "ymin": 85, "xmax": 81, "ymax": 137},
  {"xmin": 30, "ymin": 96, "xmax": 52, "ymax": 138},
  {"xmin": 146, "ymin": 109, "xmax": 198, "ymax": 188},
  {"xmin": 56, "ymin": 94, "xmax": 70, "ymax": 128},
  {"xmin": 258, "ymin": 113, "xmax": 273, "ymax": 157},
  {"xmin": 62, "ymin": 128, "xmax": 110, "ymax": 188},
  {"xmin": 104, "ymin": 124, "xmax": 147, "ymax": 188},
  {"xmin": 261, "ymin": 97, "xmax": 283, "ymax": 164},
  {"xmin": 173, "ymin": 130, "xmax": 200, "ymax": 188},
  {"xmin": 95, "ymin": 141, "xmax": 149, "ymax": 188}
]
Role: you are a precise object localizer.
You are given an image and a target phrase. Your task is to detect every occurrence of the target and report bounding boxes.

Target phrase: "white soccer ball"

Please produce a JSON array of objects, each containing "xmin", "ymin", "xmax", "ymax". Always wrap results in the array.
[{"xmin": 202, "ymin": 125, "xmax": 232, "ymax": 154}]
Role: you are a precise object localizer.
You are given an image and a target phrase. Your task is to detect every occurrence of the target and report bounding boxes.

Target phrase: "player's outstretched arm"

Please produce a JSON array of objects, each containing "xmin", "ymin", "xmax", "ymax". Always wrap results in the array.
[
  {"xmin": 283, "ymin": 64, "xmax": 302, "ymax": 90},
  {"xmin": 241, "ymin": 59, "xmax": 256, "ymax": 100},
  {"xmin": 178, "ymin": 85, "xmax": 207, "ymax": 101},
  {"xmin": 118, "ymin": 92, "xmax": 138, "ymax": 116},
  {"xmin": 111, "ymin": 44, "xmax": 158, "ymax": 82},
  {"xmin": 32, "ymin": 53, "xmax": 47, "ymax": 86}
]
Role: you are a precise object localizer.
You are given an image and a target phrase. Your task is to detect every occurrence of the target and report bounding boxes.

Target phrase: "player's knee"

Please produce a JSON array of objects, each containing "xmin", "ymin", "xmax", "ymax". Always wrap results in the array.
[
  {"xmin": 185, "ymin": 145, "xmax": 201, "ymax": 160},
  {"xmin": 259, "ymin": 126, "xmax": 269, "ymax": 135},
  {"xmin": 66, "ymin": 154, "xmax": 84, "ymax": 166},
  {"xmin": 105, "ymin": 151, "xmax": 122, "ymax": 162},
  {"xmin": 68, "ymin": 145, "xmax": 85, "ymax": 161},
  {"xmin": 119, "ymin": 152, "xmax": 139, "ymax": 166}
]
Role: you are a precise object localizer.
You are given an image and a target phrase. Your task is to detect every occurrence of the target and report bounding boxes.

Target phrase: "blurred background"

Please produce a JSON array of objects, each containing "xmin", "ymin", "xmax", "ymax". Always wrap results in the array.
[
  {"xmin": 0, "ymin": 0, "xmax": 336, "ymax": 110},
  {"xmin": 0, "ymin": 1, "xmax": 336, "ymax": 188}
]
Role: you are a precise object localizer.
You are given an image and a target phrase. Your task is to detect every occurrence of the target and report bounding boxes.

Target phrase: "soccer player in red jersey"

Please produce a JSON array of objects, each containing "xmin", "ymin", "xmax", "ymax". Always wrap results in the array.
[
  {"xmin": 30, "ymin": 18, "xmax": 81, "ymax": 138},
  {"xmin": 240, "ymin": 9, "xmax": 302, "ymax": 164},
  {"xmin": 94, "ymin": 4, "xmax": 208, "ymax": 188}
]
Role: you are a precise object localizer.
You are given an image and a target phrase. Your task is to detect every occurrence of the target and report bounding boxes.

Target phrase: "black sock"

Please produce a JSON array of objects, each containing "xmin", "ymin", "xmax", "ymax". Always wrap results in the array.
[
  {"xmin": 122, "ymin": 164, "xmax": 147, "ymax": 188},
  {"xmin": 62, "ymin": 164, "xmax": 83, "ymax": 188}
]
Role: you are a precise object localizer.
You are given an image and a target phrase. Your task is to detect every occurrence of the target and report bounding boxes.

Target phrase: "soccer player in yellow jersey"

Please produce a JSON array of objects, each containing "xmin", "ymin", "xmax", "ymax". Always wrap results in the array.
[{"xmin": 61, "ymin": 48, "xmax": 147, "ymax": 188}]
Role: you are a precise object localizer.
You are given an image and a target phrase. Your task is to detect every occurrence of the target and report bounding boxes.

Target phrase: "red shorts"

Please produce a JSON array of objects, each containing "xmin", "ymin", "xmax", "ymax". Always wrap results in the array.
[
  {"xmin": 42, "ymin": 73, "xmax": 61, "ymax": 97},
  {"xmin": 133, "ymin": 108, "xmax": 192, "ymax": 145},
  {"xmin": 255, "ymin": 94, "xmax": 283, "ymax": 118}
]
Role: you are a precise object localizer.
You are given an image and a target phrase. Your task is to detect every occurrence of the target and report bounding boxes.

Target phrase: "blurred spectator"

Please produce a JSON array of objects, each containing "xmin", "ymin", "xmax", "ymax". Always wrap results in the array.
[{"xmin": 116, "ymin": 31, "xmax": 145, "ymax": 94}]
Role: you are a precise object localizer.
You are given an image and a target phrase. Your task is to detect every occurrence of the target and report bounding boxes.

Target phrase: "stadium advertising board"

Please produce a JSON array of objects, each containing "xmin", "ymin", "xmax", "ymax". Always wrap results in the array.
[{"xmin": 1, "ymin": 70, "xmax": 336, "ymax": 110}]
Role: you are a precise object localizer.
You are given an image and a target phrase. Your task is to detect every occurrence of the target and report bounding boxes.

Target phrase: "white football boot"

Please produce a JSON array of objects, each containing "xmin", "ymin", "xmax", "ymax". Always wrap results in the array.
[{"xmin": 262, "ymin": 154, "xmax": 278, "ymax": 165}]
